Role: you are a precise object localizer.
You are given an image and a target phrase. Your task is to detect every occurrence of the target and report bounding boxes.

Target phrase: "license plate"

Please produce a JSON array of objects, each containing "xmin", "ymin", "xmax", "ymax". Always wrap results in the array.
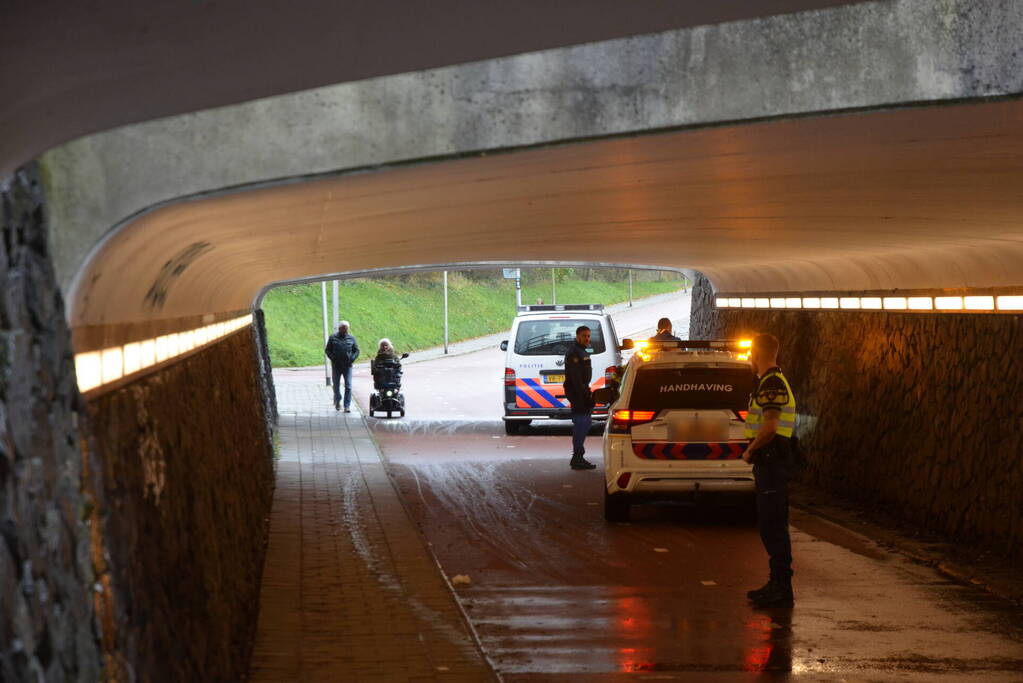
[{"xmin": 544, "ymin": 374, "xmax": 565, "ymax": 384}]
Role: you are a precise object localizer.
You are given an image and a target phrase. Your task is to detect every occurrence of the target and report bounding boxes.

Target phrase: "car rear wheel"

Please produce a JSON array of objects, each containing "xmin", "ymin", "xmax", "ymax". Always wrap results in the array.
[
  {"xmin": 504, "ymin": 421, "xmax": 520, "ymax": 435},
  {"xmin": 603, "ymin": 489, "xmax": 631, "ymax": 522}
]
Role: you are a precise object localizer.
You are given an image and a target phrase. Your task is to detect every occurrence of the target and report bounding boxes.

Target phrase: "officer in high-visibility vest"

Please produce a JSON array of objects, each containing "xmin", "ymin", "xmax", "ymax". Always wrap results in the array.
[{"xmin": 743, "ymin": 333, "xmax": 796, "ymax": 608}]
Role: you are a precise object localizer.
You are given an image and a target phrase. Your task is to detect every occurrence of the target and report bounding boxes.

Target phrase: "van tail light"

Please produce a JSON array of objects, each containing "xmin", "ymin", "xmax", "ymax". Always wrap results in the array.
[
  {"xmin": 609, "ymin": 409, "xmax": 657, "ymax": 433},
  {"xmin": 604, "ymin": 365, "xmax": 618, "ymax": 382},
  {"xmin": 504, "ymin": 368, "xmax": 516, "ymax": 386},
  {"xmin": 735, "ymin": 410, "xmax": 748, "ymax": 421},
  {"xmin": 616, "ymin": 472, "xmax": 632, "ymax": 489}
]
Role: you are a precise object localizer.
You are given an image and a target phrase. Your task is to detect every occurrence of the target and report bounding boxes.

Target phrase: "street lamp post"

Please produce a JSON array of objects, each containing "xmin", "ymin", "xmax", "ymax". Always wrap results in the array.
[
  {"xmin": 443, "ymin": 270, "xmax": 449, "ymax": 354},
  {"xmin": 321, "ymin": 281, "xmax": 330, "ymax": 386}
]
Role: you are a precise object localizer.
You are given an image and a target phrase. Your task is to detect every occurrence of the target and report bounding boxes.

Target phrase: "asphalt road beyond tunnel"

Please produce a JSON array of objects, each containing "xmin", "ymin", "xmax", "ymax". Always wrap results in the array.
[{"xmin": 347, "ymin": 294, "xmax": 1023, "ymax": 681}]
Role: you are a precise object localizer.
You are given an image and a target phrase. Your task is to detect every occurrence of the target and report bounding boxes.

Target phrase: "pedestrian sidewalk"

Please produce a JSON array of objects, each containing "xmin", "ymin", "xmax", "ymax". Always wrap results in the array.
[{"xmin": 248, "ymin": 376, "xmax": 495, "ymax": 682}]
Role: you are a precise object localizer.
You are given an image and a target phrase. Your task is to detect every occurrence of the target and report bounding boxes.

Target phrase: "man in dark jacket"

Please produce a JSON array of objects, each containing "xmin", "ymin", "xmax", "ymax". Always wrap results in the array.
[
  {"xmin": 650, "ymin": 317, "xmax": 680, "ymax": 341},
  {"xmin": 563, "ymin": 325, "xmax": 596, "ymax": 470},
  {"xmin": 325, "ymin": 320, "xmax": 360, "ymax": 412}
]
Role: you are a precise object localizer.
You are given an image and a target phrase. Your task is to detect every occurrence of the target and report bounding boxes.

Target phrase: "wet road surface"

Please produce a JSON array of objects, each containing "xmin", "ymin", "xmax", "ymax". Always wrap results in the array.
[{"xmin": 348, "ymin": 302, "xmax": 1023, "ymax": 680}]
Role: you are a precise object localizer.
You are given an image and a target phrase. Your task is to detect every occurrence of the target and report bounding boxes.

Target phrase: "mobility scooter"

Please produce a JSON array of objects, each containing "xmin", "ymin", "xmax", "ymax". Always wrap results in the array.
[{"xmin": 369, "ymin": 352, "xmax": 409, "ymax": 417}]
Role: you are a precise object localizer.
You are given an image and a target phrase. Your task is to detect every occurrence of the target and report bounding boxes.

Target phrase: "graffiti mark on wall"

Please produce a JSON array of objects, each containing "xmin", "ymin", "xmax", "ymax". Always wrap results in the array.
[{"xmin": 142, "ymin": 241, "xmax": 214, "ymax": 311}]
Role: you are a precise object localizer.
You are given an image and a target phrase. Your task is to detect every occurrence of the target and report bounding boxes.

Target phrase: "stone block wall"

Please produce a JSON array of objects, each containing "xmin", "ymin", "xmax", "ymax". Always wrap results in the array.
[
  {"xmin": 0, "ymin": 165, "xmax": 101, "ymax": 680},
  {"xmin": 691, "ymin": 275, "xmax": 1023, "ymax": 560},
  {"xmin": 86, "ymin": 328, "xmax": 275, "ymax": 681}
]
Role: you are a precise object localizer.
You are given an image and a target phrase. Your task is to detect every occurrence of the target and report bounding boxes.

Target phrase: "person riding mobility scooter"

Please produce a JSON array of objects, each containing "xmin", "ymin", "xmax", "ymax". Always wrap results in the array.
[{"xmin": 369, "ymin": 338, "xmax": 408, "ymax": 417}]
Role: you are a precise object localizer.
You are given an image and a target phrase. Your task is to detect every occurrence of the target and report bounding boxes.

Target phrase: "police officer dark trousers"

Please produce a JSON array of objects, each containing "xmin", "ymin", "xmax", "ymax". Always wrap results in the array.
[
  {"xmin": 743, "ymin": 333, "xmax": 796, "ymax": 608},
  {"xmin": 563, "ymin": 325, "xmax": 597, "ymax": 470}
]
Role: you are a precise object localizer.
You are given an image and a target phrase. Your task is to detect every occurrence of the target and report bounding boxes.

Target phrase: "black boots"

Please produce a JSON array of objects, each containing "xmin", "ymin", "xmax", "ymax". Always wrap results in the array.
[
  {"xmin": 747, "ymin": 581, "xmax": 774, "ymax": 600},
  {"xmin": 748, "ymin": 580, "xmax": 793, "ymax": 608},
  {"xmin": 570, "ymin": 452, "xmax": 596, "ymax": 470}
]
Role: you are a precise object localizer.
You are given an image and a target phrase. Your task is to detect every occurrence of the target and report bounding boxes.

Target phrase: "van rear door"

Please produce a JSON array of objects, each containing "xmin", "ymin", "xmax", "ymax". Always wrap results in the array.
[{"xmin": 512, "ymin": 317, "xmax": 606, "ymax": 409}]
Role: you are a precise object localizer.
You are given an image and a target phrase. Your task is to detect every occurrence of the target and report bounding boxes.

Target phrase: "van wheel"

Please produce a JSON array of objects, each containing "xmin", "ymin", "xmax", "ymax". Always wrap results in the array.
[
  {"xmin": 504, "ymin": 421, "xmax": 520, "ymax": 435},
  {"xmin": 604, "ymin": 489, "xmax": 631, "ymax": 522}
]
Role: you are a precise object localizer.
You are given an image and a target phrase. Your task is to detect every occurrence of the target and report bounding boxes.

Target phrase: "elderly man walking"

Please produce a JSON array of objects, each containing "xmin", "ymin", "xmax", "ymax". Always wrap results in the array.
[{"xmin": 325, "ymin": 320, "xmax": 360, "ymax": 412}]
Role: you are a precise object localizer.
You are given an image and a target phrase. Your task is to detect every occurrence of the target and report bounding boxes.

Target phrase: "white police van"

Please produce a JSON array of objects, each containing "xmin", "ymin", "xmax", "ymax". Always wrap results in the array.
[
  {"xmin": 599, "ymin": 338, "xmax": 756, "ymax": 521},
  {"xmin": 500, "ymin": 304, "xmax": 622, "ymax": 435}
]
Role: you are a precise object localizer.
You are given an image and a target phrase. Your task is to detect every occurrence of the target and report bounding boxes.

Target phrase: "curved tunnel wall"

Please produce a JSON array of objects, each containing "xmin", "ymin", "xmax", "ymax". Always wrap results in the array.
[
  {"xmin": 42, "ymin": 0, "xmax": 1023, "ymax": 297},
  {"xmin": 65, "ymin": 98, "xmax": 1023, "ymax": 348}
]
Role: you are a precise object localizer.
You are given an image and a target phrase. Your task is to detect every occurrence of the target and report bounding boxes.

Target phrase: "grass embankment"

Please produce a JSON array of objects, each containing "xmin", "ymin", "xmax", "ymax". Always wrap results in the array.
[{"xmin": 262, "ymin": 276, "xmax": 684, "ymax": 367}]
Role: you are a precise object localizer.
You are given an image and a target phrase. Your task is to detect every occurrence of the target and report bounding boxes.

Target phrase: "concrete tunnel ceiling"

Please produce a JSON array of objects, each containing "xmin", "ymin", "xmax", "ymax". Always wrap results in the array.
[
  {"xmin": 70, "ymin": 97, "xmax": 1023, "ymax": 342},
  {"xmin": 0, "ymin": 0, "xmax": 869, "ymax": 175}
]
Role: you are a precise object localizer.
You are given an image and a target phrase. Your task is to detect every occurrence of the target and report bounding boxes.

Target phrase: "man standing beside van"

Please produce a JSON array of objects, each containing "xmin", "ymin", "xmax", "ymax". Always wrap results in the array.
[{"xmin": 563, "ymin": 325, "xmax": 597, "ymax": 470}]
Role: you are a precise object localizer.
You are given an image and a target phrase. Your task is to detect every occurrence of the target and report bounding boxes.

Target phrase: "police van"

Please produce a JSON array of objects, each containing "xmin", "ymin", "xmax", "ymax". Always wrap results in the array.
[
  {"xmin": 500, "ymin": 304, "xmax": 622, "ymax": 435},
  {"xmin": 598, "ymin": 338, "xmax": 756, "ymax": 521}
]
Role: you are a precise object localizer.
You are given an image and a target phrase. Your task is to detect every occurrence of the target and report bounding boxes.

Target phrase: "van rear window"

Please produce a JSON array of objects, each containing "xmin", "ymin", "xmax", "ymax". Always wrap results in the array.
[
  {"xmin": 514, "ymin": 319, "xmax": 606, "ymax": 356},
  {"xmin": 630, "ymin": 366, "xmax": 754, "ymax": 410}
]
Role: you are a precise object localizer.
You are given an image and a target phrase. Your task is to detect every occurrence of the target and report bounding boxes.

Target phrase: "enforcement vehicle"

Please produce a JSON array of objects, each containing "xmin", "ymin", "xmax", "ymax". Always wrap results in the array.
[
  {"xmin": 500, "ymin": 304, "xmax": 622, "ymax": 435},
  {"xmin": 597, "ymin": 338, "xmax": 756, "ymax": 522}
]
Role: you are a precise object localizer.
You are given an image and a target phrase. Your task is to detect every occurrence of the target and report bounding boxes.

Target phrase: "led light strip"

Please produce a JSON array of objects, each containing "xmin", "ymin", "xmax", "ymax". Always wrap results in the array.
[
  {"xmin": 74, "ymin": 314, "xmax": 254, "ymax": 393},
  {"xmin": 716, "ymin": 295, "xmax": 1023, "ymax": 312}
]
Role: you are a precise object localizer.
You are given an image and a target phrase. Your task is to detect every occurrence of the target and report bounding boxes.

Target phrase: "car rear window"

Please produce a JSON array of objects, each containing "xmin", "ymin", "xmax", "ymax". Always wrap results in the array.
[
  {"xmin": 630, "ymin": 365, "xmax": 754, "ymax": 410},
  {"xmin": 514, "ymin": 319, "xmax": 606, "ymax": 356}
]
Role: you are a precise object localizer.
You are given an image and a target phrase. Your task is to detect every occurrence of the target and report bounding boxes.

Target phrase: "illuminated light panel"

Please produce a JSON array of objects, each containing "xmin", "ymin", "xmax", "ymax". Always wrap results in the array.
[
  {"xmin": 123, "ymin": 342, "xmax": 142, "ymax": 374},
  {"xmin": 861, "ymin": 297, "xmax": 883, "ymax": 310},
  {"xmin": 101, "ymin": 347, "xmax": 124, "ymax": 384},
  {"xmin": 964, "ymin": 296, "xmax": 994, "ymax": 310},
  {"xmin": 155, "ymin": 335, "xmax": 171, "ymax": 362},
  {"xmin": 997, "ymin": 295, "xmax": 1023, "ymax": 310},
  {"xmin": 75, "ymin": 314, "xmax": 253, "ymax": 393},
  {"xmin": 140, "ymin": 340, "xmax": 156, "ymax": 368},
  {"xmin": 721, "ymin": 293, "xmax": 1020, "ymax": 313},
  {"xmin": 883, "ymin": 297, "xmax": 907, "ymax": 310},
  {"xmin": 908, "ymin": 297, "xmax": 933, "ymax": 310},
  {"xmin": 75, "ymin": 352, "xmax": 102, "ymax": 392},
  {"xmin": 935, "ymin": 296, "xmax": 963, "ymax": 310}
]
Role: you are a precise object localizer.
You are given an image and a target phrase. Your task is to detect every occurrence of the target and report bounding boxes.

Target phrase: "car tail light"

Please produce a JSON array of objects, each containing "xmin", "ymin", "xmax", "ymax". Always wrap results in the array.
[
  {"xmin": 616, "ymin": 472, "xmax": 632, "ymax": 489},
  {"xmin": 504, "ymin": 368, "xmax": 516, "ymax": 386},
  {"xmin": 609, "ymin": 409, "xmax": 657, "ymax": 433}
]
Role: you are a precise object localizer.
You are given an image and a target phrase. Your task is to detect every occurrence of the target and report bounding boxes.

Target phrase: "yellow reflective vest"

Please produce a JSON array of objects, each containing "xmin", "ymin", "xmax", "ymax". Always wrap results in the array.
[{"xmin": 745, "ymin": 368, "xmax": 796, "ymax": 439}]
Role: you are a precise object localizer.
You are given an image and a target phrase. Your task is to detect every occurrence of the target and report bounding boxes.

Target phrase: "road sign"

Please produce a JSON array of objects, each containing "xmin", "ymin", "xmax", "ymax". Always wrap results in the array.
[{"xmin": 502, "ymin": 268, "xmax": 520, "ymax": 279}]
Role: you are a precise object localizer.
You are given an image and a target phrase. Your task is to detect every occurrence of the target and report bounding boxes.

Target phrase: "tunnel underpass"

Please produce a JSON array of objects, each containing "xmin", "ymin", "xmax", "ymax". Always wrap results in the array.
[
  {"xmin": 4, "ymin": 1, "xmax": 1023, "ymax": 679},
  {"xmin": 249, "ymin": 275, "xmax": 1023, "ymax": 679}
]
